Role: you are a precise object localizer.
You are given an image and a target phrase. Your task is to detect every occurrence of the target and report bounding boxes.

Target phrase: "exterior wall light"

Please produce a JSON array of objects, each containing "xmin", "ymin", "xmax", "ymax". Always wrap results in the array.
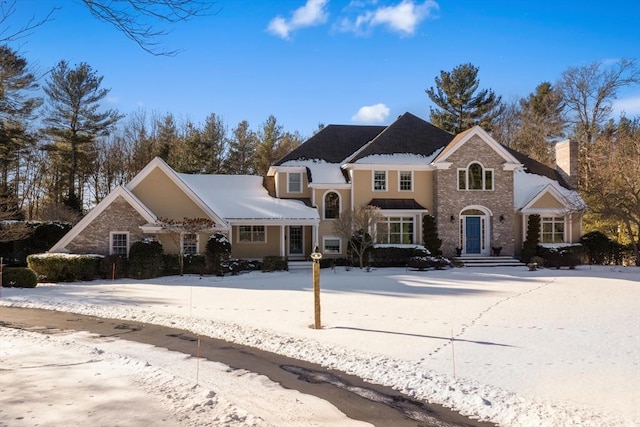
[{"xmin": 450, "ymin": 215, "xmax": 455, "ymax": 223}]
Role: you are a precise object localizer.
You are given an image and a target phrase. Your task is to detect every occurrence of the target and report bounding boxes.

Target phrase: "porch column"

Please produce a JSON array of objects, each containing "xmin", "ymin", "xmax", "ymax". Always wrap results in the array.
[
  {"xmin": 280, "ymin": 225, "xmax": 286, "ymax": 257},
  {"xmin": 314, "ymin": 224, "xmax": 319, "ymax": 248}
]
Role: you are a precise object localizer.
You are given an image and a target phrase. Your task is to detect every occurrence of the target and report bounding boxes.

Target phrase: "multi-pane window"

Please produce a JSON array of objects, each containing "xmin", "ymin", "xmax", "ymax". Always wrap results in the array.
[
  {"xmin": 288, "ymin": 172, "xmax": 302, "ymax": 193},
  {"xmin": 182, "ymin": 233, "xmax": 198, "ymax": 255},
  {"xmin": 541, "ymin": 217, "xmax": 565, "ymax": 243},
  {"xmin": 377, "ymin": 217, "xmax": 414, "ymax": 244},
  {"xmin": 458, "ymin": 163, "xmax": 493, "ymax": 190},
  {"xmin": 399, "ymin": 171, "xmax": 412, "ymax": 191},
  {"xmin": 238, "ymin": 225, "xmax": 266, "ymax": 242},
  {"xmin": 323, "ymin": 238, "xmax": 341, "ymax": 254},
  {"xmin": 110, "ymin": 232, "xmax": 129, "ymax": 256},
  {"xmin": 373, "ymin": 171, "xmax": 387, "ymax": 191},
  {"xmin": 324, "ymin": 191, "xmax": 340, "ymax": 219}
]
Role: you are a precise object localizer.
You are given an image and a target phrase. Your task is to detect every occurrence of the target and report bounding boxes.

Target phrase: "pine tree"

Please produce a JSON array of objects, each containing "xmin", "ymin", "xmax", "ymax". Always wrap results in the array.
[
  {"xmin": 426, "ymin": 63, "xmax": 503, "ymax": 133},
  {"xmin": 225, "ymin": 120, "xmax": 257, "ymax": 174},
  {"xmin": 43, "ymin": 60, "xmax": 122, "ymax": 212}
]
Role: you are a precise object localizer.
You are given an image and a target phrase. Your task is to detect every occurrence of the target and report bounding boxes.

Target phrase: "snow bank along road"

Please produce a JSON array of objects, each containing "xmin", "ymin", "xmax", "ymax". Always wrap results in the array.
[{"xmin": 0, "ymin": 306, "xmax": 490, "ymax": 427}]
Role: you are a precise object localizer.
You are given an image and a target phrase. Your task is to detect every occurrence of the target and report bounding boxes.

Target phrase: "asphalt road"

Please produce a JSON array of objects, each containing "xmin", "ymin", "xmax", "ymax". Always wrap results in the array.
[{"xmin": 0, "ymin": 306, "xmax": 495, "ymax": 427}]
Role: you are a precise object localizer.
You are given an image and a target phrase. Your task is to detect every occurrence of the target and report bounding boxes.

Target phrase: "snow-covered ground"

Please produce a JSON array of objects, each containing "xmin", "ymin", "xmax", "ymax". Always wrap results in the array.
[{"xmin": 1, "ymin": 265, "xmax": 639, "ymax": 427}]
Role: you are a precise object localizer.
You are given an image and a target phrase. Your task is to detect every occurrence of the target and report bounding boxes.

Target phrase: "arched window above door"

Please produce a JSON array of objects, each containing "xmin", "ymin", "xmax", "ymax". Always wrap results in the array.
[
  {"xmin": 458, "ymin": 162, "xmax": 494, "ymax": 191},
  {"xmin": 324, "ymin": 191, "xmax": 340, "ymax": 219}
]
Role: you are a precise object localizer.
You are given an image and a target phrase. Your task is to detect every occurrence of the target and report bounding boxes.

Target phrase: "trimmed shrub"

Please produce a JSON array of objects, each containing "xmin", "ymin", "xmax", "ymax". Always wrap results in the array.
[
  {"xmin": 370, "ymin": 246, "xmax": 427, "ymax": 267},
  {"xmin": 521, "ymin": 214, "xmax": 541, "ymax": 263},
  {"xmin": 262, "ymin": 256, "xmax": 288, "ymax": 272},
  {"xmin": 407, "ymin": 255, "xmax": 452, "ymax": 271},
  {"xmin": 2, "ymin": 267, "xmax": 37, "ymax": 288},
  {"xmin": 422, "ymin": 215, "xmax": 443, "ymax": 255},
  {"xmin": 98, "ymin": 255, "xmax": 129, "ymax": 279},
  {"xmin": 205, "ymin": 233, "xmax": 232, "ymax": 275},
  {"xmin": 128, "ymin": 240, "xmax": 164, "ymax": 279},
  {"xmin": 162, "ymin": 254, "xmax": 181, "ymax": 276},
  {"xmin": 27, "ymin": 253, "xmax": 101, "ymax": 282},
  {"xmin": 183, "ymin": 254, "xmax": 206, "ymax": 275},
  {"xmin": 539, "ymin": 245, "xmax": 583, "ymax": 269}
]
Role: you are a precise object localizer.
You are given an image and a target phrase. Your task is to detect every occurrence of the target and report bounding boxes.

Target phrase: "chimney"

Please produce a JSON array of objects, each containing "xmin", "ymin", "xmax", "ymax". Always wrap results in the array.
[{"xmin": 555, "ymin": 139, "xmax": 578, "ymax": 187}]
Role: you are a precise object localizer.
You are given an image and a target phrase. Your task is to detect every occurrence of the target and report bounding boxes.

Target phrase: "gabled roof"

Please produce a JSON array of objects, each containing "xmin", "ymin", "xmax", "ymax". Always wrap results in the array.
[
  {"xmin": 274, "ymin": 124, "xmax": 385, "ymax": 164},
  {"xmin": 127, "ymin": 157, "xmax": 228, "ymax": 227},
  {"xmin": 432, "ymin": 126, "xmax": 521, "ymax": 169},
  {"xmin": 348, "ymin": 113, "xmax": 454, "ymax": 163},
  {"xmin": 514, "ymin": 169, "xmax": 586, "ymax": 211},
  {"xmin": 50, "ymin": 186, "xmax": 157, "ymax": 252}
]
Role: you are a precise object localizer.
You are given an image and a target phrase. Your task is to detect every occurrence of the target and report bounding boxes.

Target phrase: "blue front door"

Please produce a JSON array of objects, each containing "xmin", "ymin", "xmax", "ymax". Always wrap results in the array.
[{"xmin": 465, "ymin": 217, "xmax": 481, "ymax": 254}]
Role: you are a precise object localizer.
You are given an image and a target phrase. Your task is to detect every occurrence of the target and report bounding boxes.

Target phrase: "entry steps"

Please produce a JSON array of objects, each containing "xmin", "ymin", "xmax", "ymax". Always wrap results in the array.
[
  {"xmin": 287, "ymin": 260, "xmax": 313, "ymax": 271},
  {"xmin": 454, "ymin": 256, "xmax": 526, "ymax": 267}
]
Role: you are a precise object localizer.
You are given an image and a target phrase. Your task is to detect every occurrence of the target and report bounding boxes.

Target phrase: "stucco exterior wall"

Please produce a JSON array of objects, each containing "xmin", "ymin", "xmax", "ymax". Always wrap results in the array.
[
  {"xmin": 231, "ymin": 225, "xmax": 282, "ymax": 259},
  {"xmin": 131, "ymin": 167, "xmax": 208, "ymax": 220},
  {"xmin": 350, "ymin": 169, "xmax": 434, "ymax": 211},
  {"xmin": 434, "ymin": 135, "xmax": 516, "ymax": 256},
  {"xmin": 65, "ymin": 196, "xmax": 147, "ymax": 255}
]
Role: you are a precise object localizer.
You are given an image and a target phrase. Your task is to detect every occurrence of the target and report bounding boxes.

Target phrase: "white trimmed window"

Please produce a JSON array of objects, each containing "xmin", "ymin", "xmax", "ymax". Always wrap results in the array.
[
  {"xmin": 377, "ymin": 217, "xmax": 414, "ymax": 244},
  {"xmin": 458, "ymin": 163, "xmax": 494, "ymax": 190},
  {"xmin": 238, "ymin": 225, "xmax": 266, "ymax": 243},
  {"xmin": 182, "ymin": 233, "xmax": 198, "ymax": 255},
  {"xmin": 399, "ymin": 171, "xmax": 413, "ymax": 191},
  {"xmin": 541, "ymin": 217, "xmax": 565, "ymax": 243},
  {"xmin": 324, "ymin": 191, "xmax": 340, "ymax": 219},
  {"xmin": 110, "ymin": 232, "xmax": 129, "ymax": 256},
  {"xmin": 288, "ymin": 172, "xmax": 302, "ymax": 193},
  {"xmin": 323, "ymin": 237, "xmax": 341, "ymax": 254},
  {"xmin": 373, "ymin": 170, "xmax": 387, "ymax": 191}
]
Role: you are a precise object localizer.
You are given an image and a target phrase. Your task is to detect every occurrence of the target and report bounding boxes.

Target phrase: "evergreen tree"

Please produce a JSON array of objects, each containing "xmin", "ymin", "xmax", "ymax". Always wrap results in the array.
[
  {"xmin": 254, "ymin": 115, "xmax": 284, "ymax": 176},
  {"xmin": 225, "ymin": 120, "xmax": 257, "ymax": 174},
  {"xmin": 0, "ymin": 45, "xmax": 42, "ymax": 217},
  {"xmin": 422, "ymin": 215, "xmax": 442, "ymax": 255},
  {"xmin": 426, "ymin": 63, "xmax": 503, "ymax": 133},
  {"xmin": 43, "ymin": 60, "xmax": 122, "ymax": 212}
]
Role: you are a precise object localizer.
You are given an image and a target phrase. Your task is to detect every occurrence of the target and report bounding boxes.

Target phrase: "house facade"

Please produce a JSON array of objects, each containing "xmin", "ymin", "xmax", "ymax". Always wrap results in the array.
[{"xmin": 51, "ymin": 112, "xmax": 585, "ymax": 260}]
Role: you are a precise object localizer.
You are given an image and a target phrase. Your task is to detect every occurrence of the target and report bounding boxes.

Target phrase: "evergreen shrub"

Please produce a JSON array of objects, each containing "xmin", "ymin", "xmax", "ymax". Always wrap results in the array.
[
  {"xmin": 128, "ymin": 240, "xmax": 164, "ymax": 279},
  {"xmin": 370, "ymin": 246, "xmax": 426, "ymax": 267},
  {"xmin": 99, "ymin": 255, "xmax": 129, "ymax": 279},
  {"xmin": 206, "ymin": 233, "xmax": 232, "ymax": 275},
  {"xmin": 521, "ymin": 214, "xmax": 541, "ymax": 262},
  {"xmin": 27, "ymin": 254, "xmax": 101, "ymax": 282},
  {"xmin": 262, "ymin": 256, "xmax": 288, "ymax": 272},
  {"xmin": 539, "ymin": 245, "xmax": 583, "ymax": 269},
  {"xmin": 407, "ymin": 255, "xmax": 452, "ymax": 271},
  {"xmin": 2, "ymin": 267, "xmax": 38, "ymax": 288}
]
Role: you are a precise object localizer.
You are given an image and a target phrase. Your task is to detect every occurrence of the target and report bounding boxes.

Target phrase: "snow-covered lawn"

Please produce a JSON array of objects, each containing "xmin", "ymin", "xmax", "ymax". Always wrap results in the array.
[{"xmin": 1, "ymin": 265, "xmax": 639, "ymax": 426}]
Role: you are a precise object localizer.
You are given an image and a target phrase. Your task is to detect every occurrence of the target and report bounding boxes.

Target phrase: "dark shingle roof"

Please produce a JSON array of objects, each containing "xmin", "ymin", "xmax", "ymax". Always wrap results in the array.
[
  {"xmin": 503, "ymin": 146, "xmax": 573, "ymax": 190},
  {"xmin": 274, "ymin": 124, "xmax": 386, "ymax": 165},
  {"xmin": 349, "ymin": 113, "xmax": 454, "ymax": 163}
]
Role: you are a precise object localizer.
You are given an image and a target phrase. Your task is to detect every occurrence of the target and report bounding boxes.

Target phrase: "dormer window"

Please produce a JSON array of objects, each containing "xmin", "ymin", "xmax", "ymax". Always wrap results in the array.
[
  {"xmin": 288, "ymin": 172, "xmax": 302, "ymax": 193},
  {"xmin": 458, "ymin": 162, "xmax": 493, "ymax": 191}
]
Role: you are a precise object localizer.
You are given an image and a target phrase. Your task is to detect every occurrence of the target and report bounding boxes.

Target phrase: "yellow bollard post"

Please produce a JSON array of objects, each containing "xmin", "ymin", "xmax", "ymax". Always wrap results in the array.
[{"xmin": 310, "ymin": 246, "xmax": 322, "ymax": 329}]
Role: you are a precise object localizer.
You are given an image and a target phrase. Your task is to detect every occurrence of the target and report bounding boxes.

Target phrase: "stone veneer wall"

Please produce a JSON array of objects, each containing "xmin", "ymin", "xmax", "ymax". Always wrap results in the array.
[
  {"xmin": 65, "ymin": 196, "xmax": 148, "ymax": 254},
  {"xmin": 434, "ymin": 135, "xmax": 516, "ymax": 256}
]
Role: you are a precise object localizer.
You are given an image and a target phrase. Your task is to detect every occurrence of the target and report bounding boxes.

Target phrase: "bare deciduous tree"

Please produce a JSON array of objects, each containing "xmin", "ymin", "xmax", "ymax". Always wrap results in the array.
[
  {"xmin": 156, "ymin": 217, "xmax": 216, "ymax": 275},
  {"xmin": 332, "ymin": 205, "xmax": 384, "ymax": 268}
]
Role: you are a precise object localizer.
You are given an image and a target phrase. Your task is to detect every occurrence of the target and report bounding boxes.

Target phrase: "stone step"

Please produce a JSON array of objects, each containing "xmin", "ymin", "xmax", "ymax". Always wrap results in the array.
[{"xmin": 453, "ymin": 256, "xmax": 526, "ymax": 267}]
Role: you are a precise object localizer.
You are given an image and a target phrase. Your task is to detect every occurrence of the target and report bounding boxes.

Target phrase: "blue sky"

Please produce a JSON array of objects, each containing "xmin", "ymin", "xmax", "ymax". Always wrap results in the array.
[{"xmin": 6, "ymin": 0, "xmax": 640, "ymax": 137}]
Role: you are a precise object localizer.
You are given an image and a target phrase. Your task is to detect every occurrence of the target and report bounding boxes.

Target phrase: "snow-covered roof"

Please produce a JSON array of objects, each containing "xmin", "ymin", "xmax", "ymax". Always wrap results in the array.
[
  {"xmin": 350, "ymin": 150, "xmax": 443, "ymax": 165},
  {"xmin": 176, "ymin": 173, "xmax": 319, "ymax": 221},
  {"xmin": 514, "ymin": 168, "xmax": 586, "ymax": 211},
  {"xmin": 278, "ymin": 159, "xmax": 346, "ymax": 185}
]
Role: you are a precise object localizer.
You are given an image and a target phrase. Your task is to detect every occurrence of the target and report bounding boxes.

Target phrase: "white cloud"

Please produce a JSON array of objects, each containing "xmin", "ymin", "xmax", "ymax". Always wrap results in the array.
[
  {"xmin": 351, "ymin": 103, "xmax": 390, "ymax": 123},
  {"xmin": 337, "ymin": 0, "xmax": 438, "ymax": 36},
  {"xmin": 613, "ymin": 96, "xmax": 640, "ymax": 117},
  {"xmin": 267, "ymin": 0, "xmax": 329, "ymax": 40}
]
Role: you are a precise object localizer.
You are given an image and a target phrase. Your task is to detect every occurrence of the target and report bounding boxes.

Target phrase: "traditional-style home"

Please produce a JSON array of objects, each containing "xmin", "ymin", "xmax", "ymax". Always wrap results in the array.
[{"xmin": 50, "ymin": 112, "xmax": 585, "ymax": 260}]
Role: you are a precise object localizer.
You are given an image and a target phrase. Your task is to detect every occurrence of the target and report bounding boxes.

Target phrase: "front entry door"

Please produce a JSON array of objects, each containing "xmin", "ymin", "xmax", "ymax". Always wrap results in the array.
[
  {"xmin": 289, "ymin": 226, "xmax": 303, "ymax": 256},
  {"xmin": 465, "ymin": 217, "xmax": 481, "ymax": 254}
]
